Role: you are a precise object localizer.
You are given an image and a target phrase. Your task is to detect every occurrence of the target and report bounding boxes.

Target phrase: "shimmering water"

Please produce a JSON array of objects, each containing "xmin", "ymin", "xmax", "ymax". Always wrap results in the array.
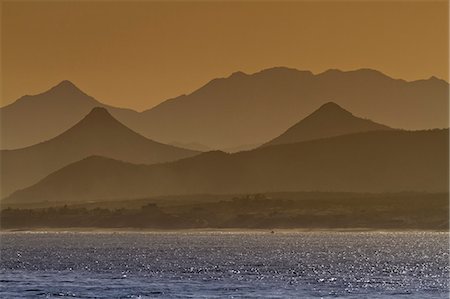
[{"xmin": 0, "ymin": 232, "xmax": 448, "ymax": 298}]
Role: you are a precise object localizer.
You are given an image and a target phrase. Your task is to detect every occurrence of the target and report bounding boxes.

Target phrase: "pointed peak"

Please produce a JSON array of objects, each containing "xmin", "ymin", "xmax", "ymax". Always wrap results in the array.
[
  {"xmin": 43, "ymin": 80, "xmax": 88, "ymax": 98},
  {"xmin": 305, "ymin": 101, "xmax": 354, "ymax": 120},
  {"xmin": 427, "ymin": 75, "xmax": 448, "ymax": 84},
  {"xmin": 52, "ymin": 80, "xmax": 81, "ymax": 91},
  {"xmin": 57, "ymin": 80, "xmax": 77, "ymax": 87},
  {"xmin": 76, "ymin": 107, "xmax": 118, "ymax": 125},
  {"xmin": 316, "ymin": 101, "xmax": 349, "ymax": 113},
  {"xmin": 230, "ymin": 71, "xmax": 248, "ymax": 78},
  {"xmin": 85, "ymin": 106, "xmax": 112, "ymax": 118},
  {"xmin": 263, "ymin": 101, "xmax": 392, "ymax": 147}
]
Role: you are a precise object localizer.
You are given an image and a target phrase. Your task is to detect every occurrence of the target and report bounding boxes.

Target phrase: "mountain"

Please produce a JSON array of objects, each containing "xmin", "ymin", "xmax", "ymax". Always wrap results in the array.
[
  {"xmin": 2, "ymin": 68, "xmax": 448, "ymax": 150},
  {"xmin": 4, "ymin": 129, "xmax": 447, "ymax": 204},
  {"xmin": 137, "ymin": 68, "xmax": 448, "ymax": 149},
  {"xmin": 0, "ymin": 107, "xmax": 199, "ymax": 197},
  {"xmin": 0, "ymin": 80, "xmax": 141, "ymax": 149},
  {"xmin": 263, "ymin": 102, "xmax": 393, "ymax": 146}
]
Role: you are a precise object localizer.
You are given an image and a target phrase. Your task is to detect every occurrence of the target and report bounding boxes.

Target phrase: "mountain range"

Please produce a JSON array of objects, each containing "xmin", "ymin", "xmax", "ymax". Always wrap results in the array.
[
  {"xmin": 1, "ymin": 67, "xmax": 448, "ymax": 205},
  {"xmin": 0, "ymin": 107, "xmax": 198, "ymax": 197},
  {"xmin": 1, "ymin": 100, "xmax": 398, "ymax": 198},
  {"xmin": 2, "ymin": 67, "xmax": 448, "ymax": 150},
  {"xmin": 4, "ymin": 129, "xmax": 448, "ymax": 204}
]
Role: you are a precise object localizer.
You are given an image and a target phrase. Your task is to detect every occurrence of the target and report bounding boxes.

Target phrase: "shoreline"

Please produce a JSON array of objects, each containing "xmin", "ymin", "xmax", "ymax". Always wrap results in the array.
[{"xmin": 1, "ymin": 227, "xmax": 448, "ymax": 233}]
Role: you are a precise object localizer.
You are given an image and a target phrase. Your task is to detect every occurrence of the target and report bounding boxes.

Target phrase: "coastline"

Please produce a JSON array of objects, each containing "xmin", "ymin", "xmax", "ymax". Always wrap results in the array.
[{"xmin": 1, "ymin": 227, "xmax": 448, "ymax": 233}]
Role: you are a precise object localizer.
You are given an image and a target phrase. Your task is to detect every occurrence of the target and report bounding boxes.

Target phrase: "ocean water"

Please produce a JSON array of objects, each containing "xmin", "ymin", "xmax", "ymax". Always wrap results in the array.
[{"xmin": 0, "ymin": 231, "xmax": 448, "ymax": 298}]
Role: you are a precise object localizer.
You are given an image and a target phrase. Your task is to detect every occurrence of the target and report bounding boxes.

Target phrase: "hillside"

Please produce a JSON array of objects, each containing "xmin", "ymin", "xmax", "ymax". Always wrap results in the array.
[
  {"xmin": 0, "ymin": 107, "xmax": 199, "ymax": 197},
  {"xmin": 264, "ymin": 101, "xmax": 392, "ymax": 146},
  {"xmin": 4, "ymin": 129, "xmax": 448, "ymax": 203}
]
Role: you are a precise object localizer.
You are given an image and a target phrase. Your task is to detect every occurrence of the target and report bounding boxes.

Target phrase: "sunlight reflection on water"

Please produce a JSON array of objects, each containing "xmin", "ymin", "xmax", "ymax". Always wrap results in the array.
[{"xmin": 0, "ymin": 231, "xmax": 448, "ymax": 298}]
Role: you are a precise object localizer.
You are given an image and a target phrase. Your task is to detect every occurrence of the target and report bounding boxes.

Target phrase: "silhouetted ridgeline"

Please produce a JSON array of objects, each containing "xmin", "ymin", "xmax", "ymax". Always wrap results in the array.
[
  {"xmin": 0, "ymin": 101, "xmax": 395, "ymax": 199},
  {"xmin": 1, "ymin": 192, "xmax": 448, "ymax": 230},
  {"xmin": 262, "ymin": 101, "xmax": 392, "ymax": 146},
  {"xmin": 1, "ymin": 107, "xmax": 199, "ymax": 198},
  {"xmin": 4, "ymin": 128, "xmax": 448, "ymax": 204},
  {"xmin": 2, "ymin": 67, "xmax": 448, "ymax": 150}
]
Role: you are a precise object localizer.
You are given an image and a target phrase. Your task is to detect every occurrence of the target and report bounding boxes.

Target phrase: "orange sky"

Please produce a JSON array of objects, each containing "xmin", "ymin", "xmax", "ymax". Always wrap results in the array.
[{"xmin": 1, "ymin": 0, "xmax": 449, "ymax": 111}]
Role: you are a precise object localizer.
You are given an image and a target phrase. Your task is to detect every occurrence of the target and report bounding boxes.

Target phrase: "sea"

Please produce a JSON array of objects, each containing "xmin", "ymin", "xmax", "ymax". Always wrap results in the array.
[{"xmin": 0, "ymin": 231, "xmax": 448, "ymax": 298}]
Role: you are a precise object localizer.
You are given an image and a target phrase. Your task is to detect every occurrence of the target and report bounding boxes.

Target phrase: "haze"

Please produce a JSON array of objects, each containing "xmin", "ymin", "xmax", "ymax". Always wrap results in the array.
[{"xmin": 1, "ymin": 0, "xmax": 449, "ymax": 110}]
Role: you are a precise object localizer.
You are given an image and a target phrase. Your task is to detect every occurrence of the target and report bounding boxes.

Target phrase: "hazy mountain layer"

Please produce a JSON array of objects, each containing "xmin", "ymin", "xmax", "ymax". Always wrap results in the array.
[
  {"xmin": 2, "ymin": 67, "xmax": 448, "ymax": 150},
  {"xmin": 0, "ymin": 80, "xmax": 142, "ymax": 149},
  {"xmin": 5, "ymin": 129, "xmax": 447, "ymax": 203},
  {"xmin": 138, "ymin": 68, "xmax": 448, "ymax": 148},
  {"xmin": 263, "ymin": 101, "xmax": 392, "ymax": 146},
  {"xmin": 1, "ymin": 107, "xmax": 199, "ymax": 197}
]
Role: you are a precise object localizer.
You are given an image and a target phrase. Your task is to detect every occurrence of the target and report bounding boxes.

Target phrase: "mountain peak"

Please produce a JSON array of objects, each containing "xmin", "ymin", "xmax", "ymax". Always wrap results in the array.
[
  {"xmin": 51, "ymin": 80, "xmax": 81, "ymax": 92},
  {"xmin": 263, "ymin": 102, "xmax": 392, "ymax": 147},
  {"xmin": 60, "ymin": 106, "xmax": 124, "ymax": 135},
  {"xmin": 42, "ymin": 80, "xmax": 89, "ymax": 98},
  {"xmin": 314, "ymin": 101, "xmax": 352, "ymax": 116},
  {"xmin": 81, "ymin": 107, "xmax": 113, "ymax": 122},
  {"xmin": 318, "ymin": 101, "xmax": 342, "ymax": 109},
  {"xmin": 68, "ymin": 107, "xmax": 120, "ymax": 130},
  {"xmin": 230, "ymin": 71, "xmax": 247, "ymax": 78},
  {"xmin": 57, "ymin": 80, "xmax": 77, "ymax": 87}
]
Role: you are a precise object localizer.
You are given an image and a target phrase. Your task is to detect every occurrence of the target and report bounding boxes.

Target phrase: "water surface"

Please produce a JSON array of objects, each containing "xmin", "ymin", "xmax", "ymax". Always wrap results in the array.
[{"xmin": 0, "ymin": 231, "xmax": 448, "ymax": 298}]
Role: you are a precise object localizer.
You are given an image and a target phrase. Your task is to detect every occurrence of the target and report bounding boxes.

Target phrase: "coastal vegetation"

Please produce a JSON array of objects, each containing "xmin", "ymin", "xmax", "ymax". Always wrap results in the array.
[{"xmin": 2, "ymin": 192, "xmax": 447, "ymax": 230}]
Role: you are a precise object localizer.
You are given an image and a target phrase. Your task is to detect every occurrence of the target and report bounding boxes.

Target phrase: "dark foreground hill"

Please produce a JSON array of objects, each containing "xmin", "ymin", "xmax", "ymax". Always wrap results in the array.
[
  {"xmin": 0, "ymin": 107, "xmax": 199, "ymax": 197},
  {"xmin": 4, "ymin": 129, "xmax": 448, "ymax": 204}
]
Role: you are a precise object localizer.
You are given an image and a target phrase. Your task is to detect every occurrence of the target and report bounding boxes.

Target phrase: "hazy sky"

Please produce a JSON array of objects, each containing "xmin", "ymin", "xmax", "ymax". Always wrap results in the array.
[{"xmin": 2, "ymin": 1, "xmax": 448, "ymax": 111}]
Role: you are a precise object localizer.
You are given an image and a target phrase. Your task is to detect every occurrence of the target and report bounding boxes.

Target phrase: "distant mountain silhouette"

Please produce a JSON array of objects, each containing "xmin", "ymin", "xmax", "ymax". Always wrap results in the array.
[
  {"xmin": 0, "ymin": 107, "xmax": 199, "ymax": 197},
  {"xmin": 0, "ymin": 80, "xmax": 141, "ymax": 149},
  {"xmin": 2, "ymin": 67, "xmax": 448, "ymax": 149},
  {"xmin": 138, "ymin": 67, "xmax": 448, "ymax": 149},
  {"xmin": 5, "ymin": 129, "xmax": 447, "ymax": 203},
  {"xmin": 263, "ymin": 102, "xmax": 393, "ymax": 146}
]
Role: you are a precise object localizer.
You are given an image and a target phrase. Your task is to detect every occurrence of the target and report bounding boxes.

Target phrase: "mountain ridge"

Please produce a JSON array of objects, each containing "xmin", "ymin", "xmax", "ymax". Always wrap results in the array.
[
  {"xmin": 0, "ymin": 107, "xmax": 199, "ymax": 197},
  {"xmin": 135, "ymin": 66, "xmax": 449, "ymax": 148},
  {"xmin": 2, "ymin": 67, "xmax": 448, "ymax": 149},
  {"xmin": 4, "ymin": 128, "xmax": 448, "ymax": 203}
]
